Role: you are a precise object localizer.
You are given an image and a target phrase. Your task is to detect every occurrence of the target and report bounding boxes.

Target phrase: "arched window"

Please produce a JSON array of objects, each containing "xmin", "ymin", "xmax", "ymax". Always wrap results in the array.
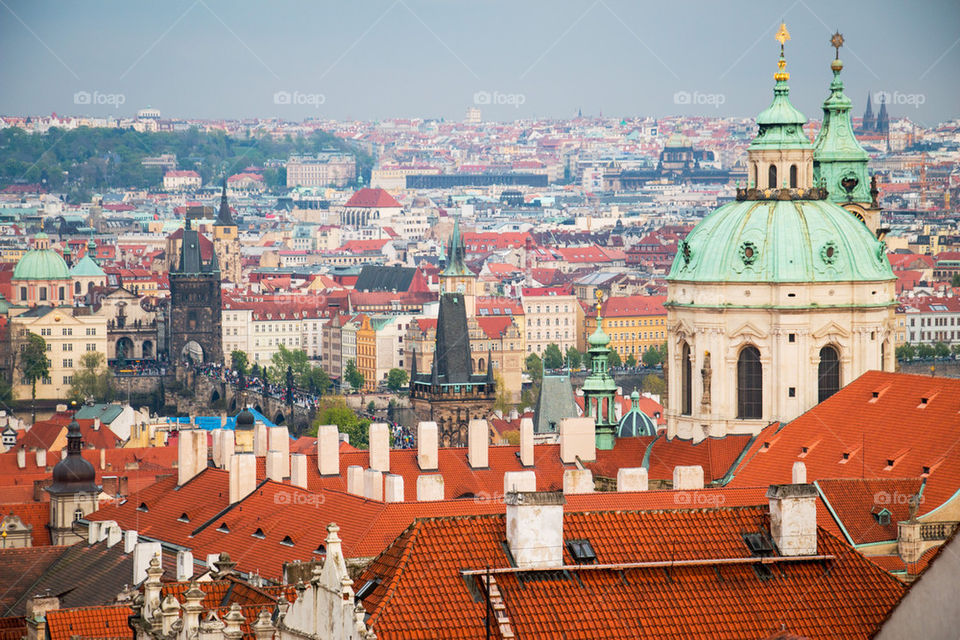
[
  {"xmin": 880, "ymin": 340, "xmax": 887, "ymax": 371},
  {"xmin": 737, "ymin": 346, "xmax": 762, "ymax": 419},
  {"xmin": 680, "ymin": 342, "xmax": 692, "ymax": 416},
  {"xmin": 752, "ymin": 164, "xmax": 758, "ymax": 188},
  {"xmin": 768, "ymin": 164, "xmax": 777, "ymax": 189},
  {"xmin": 818, "ymin": 345, "xmax": 841, "ymax": 402},
  {"xmin": 789, "ymin": 164, "xmax": 798, "ymax": 188},
  {"xmin": 74, "ymin": 282, "xmax": 81, "ymax": 294}
]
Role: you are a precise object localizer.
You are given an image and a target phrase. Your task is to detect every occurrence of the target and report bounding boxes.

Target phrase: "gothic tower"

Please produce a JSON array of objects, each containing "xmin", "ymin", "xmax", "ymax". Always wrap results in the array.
[
  {"xmin": 212, "ymin": 182, "xmax": 242, "ymax": 283},
  {"xmin": 438, "ymin": 216, "xmax": 476, "ymax": 316},
  {"xmin": 169, "ymin": 218, "xmax": 223, "ymax": 366},
  {"xmin": 813, "ymin": 34, "xmax": 882, "ymax": 234},
  {"xmin": 861, "ymin": 91, "xmax": 875, "ymax": 132}
]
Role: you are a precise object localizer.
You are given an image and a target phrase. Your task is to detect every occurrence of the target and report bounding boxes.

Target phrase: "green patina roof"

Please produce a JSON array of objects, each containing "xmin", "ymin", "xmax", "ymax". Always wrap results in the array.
[
  {"xmin": 13, "ymin": 247, "xmax": 70, "ymax": 280},
  {"xmin": 441, "ymin": 216, "xmax": 473, "ymax": 277},
  {"xmin": 749, "ymin": 54, "xmax": 811, "ymax": 152},
  {"xmin": 668, "ymin": 199, "xmax": 893, "ymax": 283},
  {"xmin": 813, "ymin": 59, "xmax": 872, "ymax": 204},
  {"xmin": 70, "ymin": 255, "xmax": 105, "ymax": 278},
  {"xmin": 74, "ymin": 403, "xmax": 124, "ymax": 424}
]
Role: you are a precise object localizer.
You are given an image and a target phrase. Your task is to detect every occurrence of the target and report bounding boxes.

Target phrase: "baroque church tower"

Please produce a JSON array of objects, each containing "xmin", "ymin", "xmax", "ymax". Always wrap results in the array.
[
  {"xmin": 665, "ymin": 25, "xmax": 896, "ymax": 442},
  {"xmin": 813, "ymin": 33, "xmax": 882, "ymax": 235}
]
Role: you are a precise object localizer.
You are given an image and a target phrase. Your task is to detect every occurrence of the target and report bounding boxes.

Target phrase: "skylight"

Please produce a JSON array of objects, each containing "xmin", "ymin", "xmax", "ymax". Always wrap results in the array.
[{"xmin": 565, "ymin": 539, "xmax": 597, "ymax": 564}]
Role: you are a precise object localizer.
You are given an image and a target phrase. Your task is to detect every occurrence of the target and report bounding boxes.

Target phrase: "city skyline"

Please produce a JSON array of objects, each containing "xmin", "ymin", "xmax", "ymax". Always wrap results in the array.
[{"xmin": 1, "ymin": 0, "xmax": 958, "ymax": 124}]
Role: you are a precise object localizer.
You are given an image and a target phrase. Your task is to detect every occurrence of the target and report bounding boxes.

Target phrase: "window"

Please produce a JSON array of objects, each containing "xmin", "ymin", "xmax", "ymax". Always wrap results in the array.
[
  {"xmin": 63, "ymin": 343, "xmax": 73, "ymax": 351},
  {"xmin": 768, "ymin": 164, "xmax": 777, "ymax": 189},
  {"xmin": 818, "ymin": 345, "xmax": 841, "ymax": 403},
  {"xmin": 789, "ymin": 164, "xmax": 798, "ymax": 188},
  {"xmin": 86, "ymin": 328, "xmax": 96, "ymax": 336},
  {"xmin": 87, "ymin": 344, "xmax": 96, "ymax": 351},
  {"xmin": 73, "ymin": 508, "xmax": 84, "ymax": 522},
  {"xmin": 737, "ymin": 345, "xmax": 762, "ymax": 419},
  {"xmin": 63, "ymin": 359, "xmax": 73, "ymax": 369},
  {"xmin": 39, "ymin": 287, "xmax": 47, "ymax": 301},
  {"xmin": 19, "ymin": 287, "xmax": 26, "ymax": 301},
  {"xmin": 63, "ymin": 328, "xmax": 73, "ymax": 336},
  {"xmin": 41, "ymin": 328, "xmax": 51, "ymax": 336},
  {"xmin": 681, "ymin": 342, "xmax": 692, "ymax": 416}
]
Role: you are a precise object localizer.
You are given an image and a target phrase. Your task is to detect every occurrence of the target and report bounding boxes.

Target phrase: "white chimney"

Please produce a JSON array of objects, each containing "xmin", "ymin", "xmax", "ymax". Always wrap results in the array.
[
  {"xmin": 617, "ymin": 467, "xmax": 648, "ymax": 492},
  {"xmin": 417, "ymin": 421, "xmax": 438, "ymax": 470},
  {"xmin": 467, "ymin": 419, "xmax": 489, "ymax": 469},
  {"xmin": 228, "ymin": 453, "xmax": 256, "ymax": 504},
  {"xmin": 506, "ymin": 491, "xmax": 565, "ymax": 569},
  {"xmin": 35, "ymin": 448, "xmax": 47, "ymax": 468},
  {"xmin": 105, "ymin": 522, "xmax": 122, "ymax": 547},
  {"xmin": 316, "ymin": 425, "xmax": 339, "ymax": 476},
  {"xmin": 87, "ymin": 521, "xmax": 102, "ymax": 545},
  {"xmin": 176, "ymin": 550, "xmax": 194, "ymax": 581},
  {"xmin": 265, "ymin": 450, "xmax": 285, "ymax": 482},
  {"xmin": 384, "ymin": 474, "xmax": 404, "ymax": 502},
  {"xmin": 290, "ymin": 453, "xmax": 308, "ymax": 489},
  {"xmin": 93, "ymin": 418, "xmax": 101, "ymax": 431},
  {"xmin": 369, "ymin": 422, "xmax": 390, "ymax": 472},
  {"xmin": 220, "ymin": 431, "xmax": 235, "ymax": 470},
  {"xmin": 416, "ymin": 474, "xmax": 444, "ymax": 501},
  {"xmin": 767, "ymin": 483, "xmax": 818, "ymax": 556},
  {"xmin": 673, "ymin": 465, "xmax": 704, "ymax": 490},
  {"xmin": 792, "ymin": 461, "xmax": 807, "ymax": 484},
  {"xmin": 253, "ymin": 422, "xmax": 268, "ymax": 456},
  {"xmin": 99, "ymin": 448, "xmax": 106, "ymax": 470},
  {"xmin": 178, "ymin": 430, "xmax": 207, "ymax": 486},
  {"xmin": 558, "ymin": 417, "xmax": 595, "ymax": 463},
  {"xmin": 17, "ymin": 446, "xmax": 25, "ymax": 469},
  {"xmin": 60, "ymin": 449, "xmax": 67, "ymax": 461},
  {"xmin": 363, "ymin": 469, "xmax": 383, "ymax": 501},
  {"xmin": 563, "ymin": 468, "xmax": 594, "ymax": 494},
  {"xmin": 519, "ymin": 417, "xmax": 534, "ymax": 467},
  {"xmin": 133, "ymin": 542, "xmax": 162, "ymax": 584},
  {"xmin": 124, "ymin": 529, "xmax": 138, "ymax": 553},
  {"xmin": 268, "ymin": 427, "xmax": 290, "ymax": 478},
  {"xmin": 503, "ymin": 470, "xmax": 536, "ymax": 494},
  {"xmin": 211, "ymin": 429, "xmax": 223, "ymax": 468},
  {"xmin": 346, "ymin": 465, "xmax": 364, "ymax": 496}
]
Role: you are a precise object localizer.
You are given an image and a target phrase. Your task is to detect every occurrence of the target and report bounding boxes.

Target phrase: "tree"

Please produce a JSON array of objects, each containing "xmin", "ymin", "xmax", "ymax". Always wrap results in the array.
[
  {"xmin": 952, "ymin": 273, "xmax": 960, "ymax": 287},
  {"xmin": 951, "ymin": 343, "xmax": 960, "ymax": 358},
  {"xmin": 625, "ymin": 354, "xmax": 637, "ymax": 368},
  {"xmin": 386, "ymin": 368, "xmax": 409, "ymax": 392},
  {"xmin": 542, "ymin": 343, "xmax": 564, "ymax": 370},
  {"xmin": 309, "ymin": 397, "xmax": 371, "ymax": 448},
  {"xmin": 934, "ymin": 342, "xmax": 950, "ymax": 359},
  {"xmin": 303, "ymin": 366, "xmax": 331, "ymax": 396},
  {"xmin": 285, "ymin": 366, "xmax": 294, "ymax": 404},
  {"xmin": 493, "ymin": 372, "xmax": 510, "ymax": 415},
  {"xmin": 642, "ymin": 374, "xmax": 666, "ymax": 397},
  {"xmin": 18, "ymin": 333, "xmax": 50, "ymax": 420},
  {"xmin": 917, "ymin": 343, "xmax": 936, "ymax": 359},
  {"xmin": 565, "ymin": 346, "xmax": 582, "ymax": 370},
  {"xmin": 344, "ymin": 359, "xmax": 364, "ymax": 392},
  {"xmin": 607, "ymin": 349, "xmax": 622, "ymax": 368},
  {"xmin": 230, "ymin": 350, "xmax": 249, "ymax": 375},
  {"xmin": 525, "ymin": 353, "xmax": 543, "ymax": 384},
  {"xmin": 642, "ymin": 343, "xmax": 666, "ymax": 368},
  {"xmin": 269, "ymin": 345, "xmax": 310, "ymax": 386},
  {"xmin": 68, "ymin": 352, "xmax": 115, "ymax": 403},
  {"xmin": 896, "ymin": 343, "xmax": 916, "ymax": 361}
]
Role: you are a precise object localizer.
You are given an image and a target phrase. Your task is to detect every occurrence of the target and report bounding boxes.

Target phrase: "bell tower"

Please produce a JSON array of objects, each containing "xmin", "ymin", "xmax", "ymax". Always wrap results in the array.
[
  {"xmin": 46, "ymin": 419, "xmax": 100, "ymax": 545},
  {"xmin": 582, "ymin": 292, "xmax": 619, "ymax": 450}
]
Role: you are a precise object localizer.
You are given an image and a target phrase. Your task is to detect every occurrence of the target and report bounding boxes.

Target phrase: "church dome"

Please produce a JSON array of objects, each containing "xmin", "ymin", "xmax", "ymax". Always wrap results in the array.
[
  {"xmin": 48, "ymin": 419, "xmax": 99, "ymax": 495},
  {"xmin": 13, "ymin": 235, "xmax": 70, "ymax": 281},
  {"xmin": 668, "ymin": 198, "xmax": 893, "ymax": 284},
  {"xmin": 235, "ymin": 407, "xmax": 255, "ymax": 430},
  {"xmin": 618, "ymin": 391, "xmax": 656, "ymax": 438}
]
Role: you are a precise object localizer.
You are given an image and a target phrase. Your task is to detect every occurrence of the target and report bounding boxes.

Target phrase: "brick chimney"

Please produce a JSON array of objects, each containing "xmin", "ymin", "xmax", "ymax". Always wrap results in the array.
[{"xmin": 506, "ymin": 491, "xmax": 566, "ymax": 569}]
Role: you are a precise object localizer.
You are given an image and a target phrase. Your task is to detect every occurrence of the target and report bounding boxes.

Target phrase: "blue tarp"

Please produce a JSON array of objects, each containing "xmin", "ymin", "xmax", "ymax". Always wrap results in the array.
[{"xmin": 165, "ymin": 408, "xmax": 278, "ymax": 431}]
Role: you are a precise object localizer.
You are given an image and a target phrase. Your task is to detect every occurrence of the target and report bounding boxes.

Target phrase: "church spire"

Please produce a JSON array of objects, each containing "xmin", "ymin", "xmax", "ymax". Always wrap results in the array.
[{"xmin": 215, "ymin": 179, "xmax": 235, "ymax": 227}]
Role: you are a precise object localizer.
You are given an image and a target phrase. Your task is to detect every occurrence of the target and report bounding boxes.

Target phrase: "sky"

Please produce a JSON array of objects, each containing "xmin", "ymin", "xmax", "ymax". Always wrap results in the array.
[{"xmin": 1, "ymin": 0, "xmax": 958, "ymax": 125}]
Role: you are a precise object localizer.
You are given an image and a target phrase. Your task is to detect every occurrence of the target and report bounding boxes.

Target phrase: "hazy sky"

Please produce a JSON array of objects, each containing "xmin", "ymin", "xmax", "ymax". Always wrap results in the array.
[{"xmin": 2, "ymin": 0, "xmax": 958, "ymax": 124}]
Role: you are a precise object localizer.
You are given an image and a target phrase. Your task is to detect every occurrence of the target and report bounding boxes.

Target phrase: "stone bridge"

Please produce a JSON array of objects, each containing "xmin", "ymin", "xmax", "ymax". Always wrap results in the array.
[{"xmin": 167, "ymin": 370, "xmax": 317, "ymax": 436}]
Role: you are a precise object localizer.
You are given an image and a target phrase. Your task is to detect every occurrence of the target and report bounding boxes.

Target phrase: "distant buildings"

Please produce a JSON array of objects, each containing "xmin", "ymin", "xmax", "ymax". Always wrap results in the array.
[
  {"xmin": 286, "ymin": 152, "xmax": 356, "ymax": 187},
  {"xmin": 162, "ymin": 170, "xmax": 201, "ymax": 191}
]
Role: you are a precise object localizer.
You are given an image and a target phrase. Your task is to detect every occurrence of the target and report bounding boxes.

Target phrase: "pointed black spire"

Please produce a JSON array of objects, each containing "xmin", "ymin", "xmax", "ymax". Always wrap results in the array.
[
  {"xmin": 215, "ymin": 179, "xmax": 235, "ymax": 226},
  {"xmin": 862, "ymin": 91, "xmax": 875, "ymax": 132},
  {"xmin": 410, "ymin": 346, "xmax": 418, "ymax": 382},
  {"xmin": 877, "ymin": 96, "xmax": 889, "ymax": 134},
  {"xmin": 486, "ymin": 349, "xmax": 494, "ymax": 385}
]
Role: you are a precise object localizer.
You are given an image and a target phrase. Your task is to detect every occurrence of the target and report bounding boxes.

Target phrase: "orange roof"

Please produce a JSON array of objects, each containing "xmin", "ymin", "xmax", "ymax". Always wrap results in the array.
[
  {"xmin": 815, "ymin": 477, "xmax": 923, "ymax": 545},
  {"xmin": 46, "ymin": 605, "xmax": 130, "ymax": 640},
  {"xmin": 3, "ymin": 502, "xmax": 51, "ymax": 546},
  {"xmin": 600, "ymin": 294, "xmax": 666, "ymax": 317},
  {"xmin": 344, "ymin": 188, "xmax": 401, "ymax": 208},
  {"xmin": 359, "ymin": 508, "xmax": 905, "ymax": 639},
  {"xmin": 728, "ymin": 371, "xmax": 960, "ymax": 519}
]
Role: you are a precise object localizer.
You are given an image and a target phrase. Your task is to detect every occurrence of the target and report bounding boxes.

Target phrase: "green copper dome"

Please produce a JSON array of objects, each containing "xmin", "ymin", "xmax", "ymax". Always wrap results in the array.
[
  {"xmin": 70, "ymin": 254, "xmax": 105, "ymax": 278},
  {"xmin": 668, "ymin": 198, "xmax": 893, "ymax": 283},
  {"xmin": 13, "ymin": 245, "xmax": 70, "ymax": 281}
]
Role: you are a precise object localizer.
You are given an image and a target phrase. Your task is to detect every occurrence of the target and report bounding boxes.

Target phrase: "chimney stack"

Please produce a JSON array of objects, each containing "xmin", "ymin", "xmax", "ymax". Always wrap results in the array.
[
  {"xmin": 384, "ymin": 474, "xmax": 404, "ymax": 502},
  {"xmin": 346, "ymin": 465, "xmax": 364, "ymax": 496},
  {"xmin": 35, "ymin": 448, "xmax": 47, "ymax": 469},
  {"xmin": 467, "ymin": 419, "xmax": 489, "ymax": 469},
  {"xmin": 133, "ymin": 541, "xmax": 162, "ymax": 584},
  {"xmin": 563, "ymin": 468, "xmax": 594, "ymax": 494},
  {"xmin": 417, "ymin": 421, "xmax": 438, "ymax": 471},
  {"xmin": 176, "ymin": 550, "xmax": 194, "ymax": 581},
  {"xmin": 369, "ymin": 422, "xmax": 390, "ymax": 472},
  {"xmin": 290, "ymin": 453, "xmax": 308, "ymax": 489},
  {"xmin": 617, "ymin": 467, "xmax": 648, "ymax": 492},
  {"xmin": 792, "ymin": 461, "xmax": 807, "ymax": 484},
  {"xmin": 504, "ymin": 470, "xmax": 536, "ymax": 494},
  {"xmin": 124, "ymin": 529, "xmax": 138, "ymax": 553},
  {"xmin": 220, "ymin": 431, "xmax": 235, "ymax": 470},
  {"xmin": 253, "ymin": 423, "xmax": 267, "ymax": 456},
  {"xmin": 178, "ymin": 429, "xmax": 208, "ymax": 486},
  {"xmin": 673, "ymin": 465, "xmax": 704, "ymax": 490},
  {"xmin": 506, "ymin": 491, "xmax": 565, "ymax": 569},
  {"xmin": 268, "ymin": 427, "xmax": 290, "ymax": 478},
  {"xmin": 416, "ymin": 474, "xmax": 444, "ymax": 501},
  {"xmin": 559, "ymin": 417, "xmax": 595, "ymax": 463},
  {"xmin": 767, "ymin": 483, "xmax": 818, "ymax": 556},
  {"xmin": 265, "ymin": 450, "xmax": 285, "ymax": 482},
  {"xmin": 17, "ymin": 446, "xmax": 25, "ymax": 469},
  {"xmin": 228, "ymin": 453, "xmax": 256, "ymax": 504},
  {"xmin": 519, "ymin": 417, "xmax": 534, "ymax": 467},
  {"xmin": 99, "ymin": 448, "xmax": 106, "ymax": 470},
  {"xmin": 316, "ymin": 425, "xmax": 339, "ymax": 476},
  {"xmin": 363, "ymin": 468, "xmax": 383, "ymax": 501}
]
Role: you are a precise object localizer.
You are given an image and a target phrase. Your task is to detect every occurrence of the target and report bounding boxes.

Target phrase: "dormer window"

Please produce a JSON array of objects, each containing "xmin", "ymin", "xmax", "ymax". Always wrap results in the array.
[
  {"xmin": 216, "ymin": 522, "xmax": 230, "ymax": 533},
  {"xmin": 177, "ymin": 513, "xmax": 190, "ymax": 523},
  {"xmin": 280, "ymin": 535, "xmax": 294, "ymax": 547},
  {"xmin": 252, "ymin": 528, "xmax": 265, "ymax": 539},
  {"xmin": 137, "ymin": 503, "xmax": 148, "ymax": 512}
]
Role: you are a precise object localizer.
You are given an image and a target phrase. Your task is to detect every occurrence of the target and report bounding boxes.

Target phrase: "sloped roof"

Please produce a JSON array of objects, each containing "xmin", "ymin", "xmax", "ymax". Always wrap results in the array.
[
  {"xmin": 354, "ymin": 265, "xmax": 416, "ymax": 292},
  {"xmin": 345, "ymin": 188, "xmax": 401, "ymax": 208},
  {"xmin": 534, "ymin": 375, "xmax": 579, "ymax": 433},
  {"xmin": 359, "ymin": 508, "xmax": 905, "ymax": 639}
]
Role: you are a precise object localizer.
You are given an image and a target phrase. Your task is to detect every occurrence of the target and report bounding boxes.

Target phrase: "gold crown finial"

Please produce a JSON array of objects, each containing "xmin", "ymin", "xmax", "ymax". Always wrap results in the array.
[
  {"xmin": 776, "ymin": 22, "xmax": 790, "ymax": 48},
  {"xmin": 774, "ymin": 22, "xmax": 791, "ymax": 82}
]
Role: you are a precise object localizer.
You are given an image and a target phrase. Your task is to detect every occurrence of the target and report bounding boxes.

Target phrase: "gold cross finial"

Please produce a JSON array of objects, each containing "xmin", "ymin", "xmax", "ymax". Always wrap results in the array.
[
  {"xmin": 830, "ymin": 31, "xmax": 844, "ymax": 59},
  {"xmin": 776, "ymin": 22, "xmax": 791, "ymax": 47}
]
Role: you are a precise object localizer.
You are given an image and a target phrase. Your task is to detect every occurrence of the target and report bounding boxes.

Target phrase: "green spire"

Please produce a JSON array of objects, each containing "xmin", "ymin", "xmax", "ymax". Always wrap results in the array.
[
  {"xmin": 582, "ymin": 294, "xmax": 619, "ymax": 450},
  {"xmin": 813, "ymin": 34, "xmax": 872, "ymax": 204},
  {"xmin": 749, "ymin": 23, "xmax": 811, "ymax": 151},
  {"xmin": 441, "ymin": 215, "xmax": 472, "ymax": 277}
]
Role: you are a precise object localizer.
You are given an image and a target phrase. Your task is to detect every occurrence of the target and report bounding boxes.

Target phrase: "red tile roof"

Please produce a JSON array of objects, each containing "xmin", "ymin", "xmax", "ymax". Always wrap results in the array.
[
  {"xmin": 3, "ymin": 502, "xmax": 51, "ymax": 546},
  {"xmin": 46, "ymin": 605, "xmax": 130, "ymax": 640},
  {"xmin": 344, "ymin": 188, "xmax": 402, "ymax": 209},
  {"xmin": 815, "ymin": 477, "xmax": 923, "ymax": 545},
  {"xmin": 359, "ymin": 508, "xmax": 905, "ymax": 639},
  {"xmin": 728, "ymin": 371, "xmax": 960, "ymax": 520}
]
